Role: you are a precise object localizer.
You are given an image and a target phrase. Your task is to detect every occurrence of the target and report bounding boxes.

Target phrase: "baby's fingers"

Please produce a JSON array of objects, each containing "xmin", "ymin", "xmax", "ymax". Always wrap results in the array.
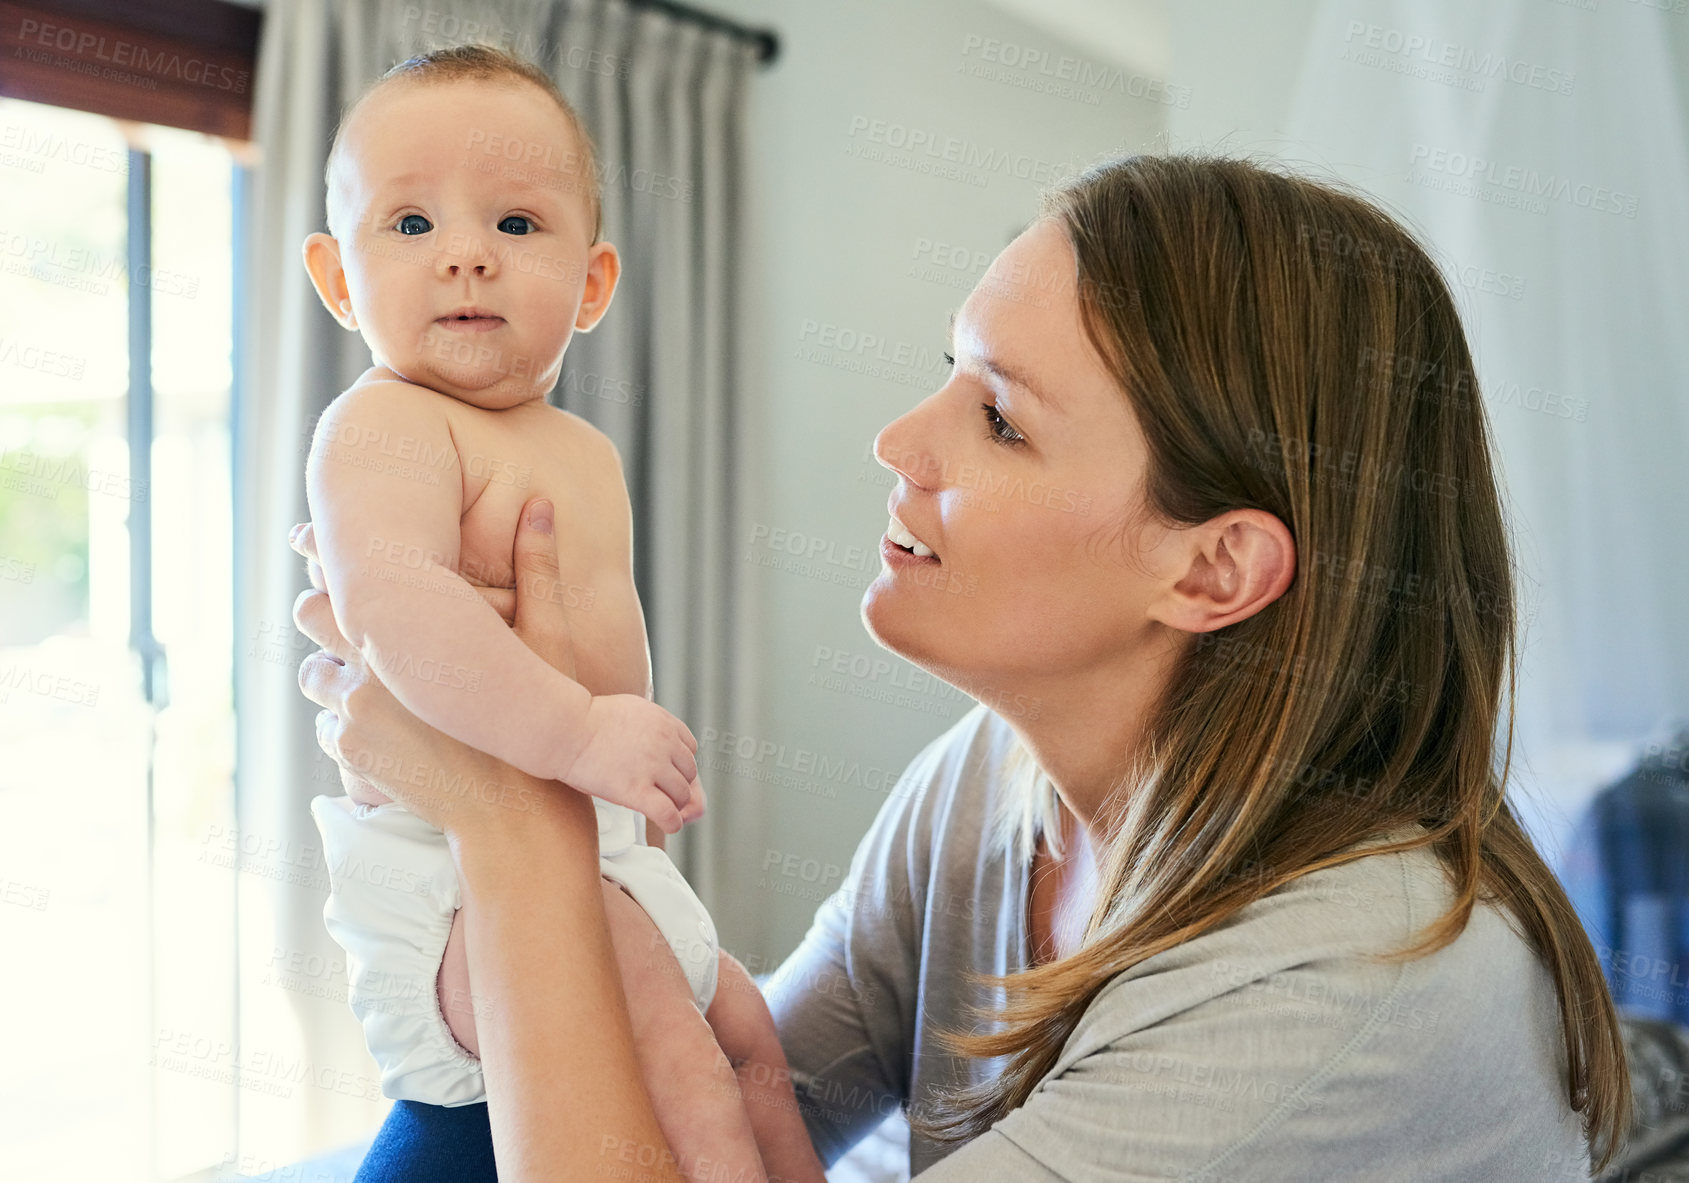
[
  {"xmin": 675, "ymin": 720, "xmax": 698, "ymax": 753},
  {"xmin": 673, "ymin": 744, "xmax": 698, "ymax": 786},
  {"xmin": 642, "ymin": 789, "xmax": 684, "ymax": 836},
  {"xmin": 679, "ymin": 778, "xmax": 705, "ymax": 825},
  {"xmin": 654, "ymin": 766, "xmax": 693, "ymax": 817}
]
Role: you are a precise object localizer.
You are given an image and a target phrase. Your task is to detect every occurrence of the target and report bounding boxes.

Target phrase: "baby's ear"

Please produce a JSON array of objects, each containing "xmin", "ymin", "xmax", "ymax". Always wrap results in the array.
[
  {"xmin": 574, "ymin": 240, "xmax": 621, "ymax": 332},
  {"xmin": 302, "ymin": 233, "xmax": 358, "ymax": 330}
]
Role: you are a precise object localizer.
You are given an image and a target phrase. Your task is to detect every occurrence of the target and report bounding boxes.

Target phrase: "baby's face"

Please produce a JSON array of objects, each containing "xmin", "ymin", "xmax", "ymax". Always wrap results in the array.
[{"xmin": 323, "ymin": 78, "xmax": 606, "ymax": 408}]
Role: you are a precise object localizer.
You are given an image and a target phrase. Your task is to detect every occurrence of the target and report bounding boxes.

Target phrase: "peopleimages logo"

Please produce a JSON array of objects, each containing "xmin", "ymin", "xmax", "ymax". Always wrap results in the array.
[
  {"xmin": 0, "ymin": 123, "xmax": 127, "ymax": 173},
  {"xmin": 956, "ymin": 33, "xmax": 1192, "ymax": 109},
  {"xmin": 14, "ymin": 18, "xmax": 250, "ymax": 94},
  {"xmin": 1407, "ymin": 144, "xmax": 1640, "ymax": 218},
  {"xmin": 845, "ymin": 116, "xmax": 1084, "ymax": 187},
  {"xmin": 1340, "ymin": 21, "xmax": 1575, "ymax": 96}
]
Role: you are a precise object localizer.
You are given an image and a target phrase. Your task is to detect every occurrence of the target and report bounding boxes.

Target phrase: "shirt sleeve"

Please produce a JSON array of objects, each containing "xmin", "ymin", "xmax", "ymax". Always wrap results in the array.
[
  {"xmin": 907, "ymin": 1022, "xmax": 1247, "ymax": 1183},
  {"xmin": 764, "ymin": 730, "xmax": 950, "ymax": 1167}
]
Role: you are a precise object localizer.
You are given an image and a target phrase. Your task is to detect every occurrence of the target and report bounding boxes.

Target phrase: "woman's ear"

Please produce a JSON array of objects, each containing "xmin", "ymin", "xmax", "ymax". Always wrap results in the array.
[
  {"xmin": 1147, "ymin": 508, "xmax": 1297, "ymax": 634},
  {"xmin": 302, "ymin": 233, "xmax": 358, "ymax": 330},
  {"xmin": 574, "ymin": 240, "xmax": 622, "ymax": 332}
]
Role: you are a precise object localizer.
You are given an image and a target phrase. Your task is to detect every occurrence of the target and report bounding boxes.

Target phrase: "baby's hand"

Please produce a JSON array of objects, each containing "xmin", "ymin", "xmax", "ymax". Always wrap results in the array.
[{"xmin": 564, "ymin": 695, "xmax": 702, "ymax": 833}]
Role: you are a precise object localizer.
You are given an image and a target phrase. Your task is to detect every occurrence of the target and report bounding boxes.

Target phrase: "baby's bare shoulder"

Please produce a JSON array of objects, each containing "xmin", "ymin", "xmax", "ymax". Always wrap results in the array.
[
  {"xmin": 307, "ymin": 378, "xmax": 464, "ymax": 492},
  {"xmin": 522, "ymin": 404, "xmax": 629, "ymax": 492},
  {"xmin": 539, "ymin": 402, "xmax": 620, "ymax": 458},
  {"xmin": 319, "ymin": 374, "xmax": 455, "ymax": 437}
]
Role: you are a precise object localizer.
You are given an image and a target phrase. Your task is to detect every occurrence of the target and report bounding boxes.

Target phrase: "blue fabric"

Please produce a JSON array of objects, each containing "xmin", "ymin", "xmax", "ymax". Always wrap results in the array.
[
  {"xmin": 354, "ymin": 1100, "xmax": 498, "ymax": 1183},
  {"xmin": 1562, "ymin": 734, "xmax": 1689, "ymax": 1024}
]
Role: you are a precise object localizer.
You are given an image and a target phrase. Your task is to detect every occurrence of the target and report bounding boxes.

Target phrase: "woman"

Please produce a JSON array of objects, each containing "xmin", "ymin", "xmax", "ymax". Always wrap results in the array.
[{"xmin": 294, "ymin": 154, "xmax": 1628, "ymax": 1179}]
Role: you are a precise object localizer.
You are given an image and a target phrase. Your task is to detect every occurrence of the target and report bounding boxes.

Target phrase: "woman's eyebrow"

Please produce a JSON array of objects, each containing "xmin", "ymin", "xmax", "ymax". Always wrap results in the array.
[
  {"xmin": 978, "ymin": 356, "xmax": 1056, "ymax": 411},
  {"xmin": 947, "ymin": 310, "xmax": 1058, "ymax": 410}
]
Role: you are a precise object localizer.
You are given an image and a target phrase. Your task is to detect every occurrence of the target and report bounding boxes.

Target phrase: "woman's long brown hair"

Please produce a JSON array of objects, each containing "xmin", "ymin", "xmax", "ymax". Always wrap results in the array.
[{"xmin": 920, "ymin": 154, "xmax": 1629, "ymax": 1170}]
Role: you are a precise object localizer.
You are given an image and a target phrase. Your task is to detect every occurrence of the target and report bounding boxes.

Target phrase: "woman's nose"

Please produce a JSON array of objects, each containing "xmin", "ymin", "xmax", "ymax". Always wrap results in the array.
[{"xmin": 873, "ymin": 408, "xmax": 942, "ymax": 489}]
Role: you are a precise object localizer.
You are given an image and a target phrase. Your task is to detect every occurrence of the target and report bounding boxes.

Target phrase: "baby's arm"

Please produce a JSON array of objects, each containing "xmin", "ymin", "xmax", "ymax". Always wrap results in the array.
[{"xmin": 306, "ymin": 381, "xmax": 695, "ymax": 828}]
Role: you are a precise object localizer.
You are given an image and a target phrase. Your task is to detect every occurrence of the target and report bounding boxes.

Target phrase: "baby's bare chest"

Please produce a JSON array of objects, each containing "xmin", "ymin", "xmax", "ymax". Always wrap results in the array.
[{"xmin": 446, "ymin": 408, "xmax": 648, "ymax": 697}]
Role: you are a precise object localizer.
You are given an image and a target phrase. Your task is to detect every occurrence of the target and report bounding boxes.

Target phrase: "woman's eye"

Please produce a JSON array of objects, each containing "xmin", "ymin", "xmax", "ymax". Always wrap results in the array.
[
  {"xmin": 981, "ymin": 402, "xmax": 1025, "ymax": 446},
  {"xmin": 942, "ymin": 351, "xmax": 955, "ymax": 365},
  {"xmin": 498, "ymin": 215, "xmax": 533, "ymax": 235},
  {"xmin": 396, "ymin": 214, "xmax": 432, "ymax": 235}
]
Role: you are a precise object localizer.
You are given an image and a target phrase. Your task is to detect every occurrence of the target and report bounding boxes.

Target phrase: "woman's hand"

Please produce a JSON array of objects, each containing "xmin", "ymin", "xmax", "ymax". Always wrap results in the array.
[{"xmin": 290, "ymin": 498, "xmax": 580, "ymax": 836}]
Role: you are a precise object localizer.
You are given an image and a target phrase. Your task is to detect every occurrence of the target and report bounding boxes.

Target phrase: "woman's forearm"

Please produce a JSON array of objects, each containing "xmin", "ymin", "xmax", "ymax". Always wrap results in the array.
[{"xmin": 452, "ymin": 777, "xmax": 682, "ymax": 1182}]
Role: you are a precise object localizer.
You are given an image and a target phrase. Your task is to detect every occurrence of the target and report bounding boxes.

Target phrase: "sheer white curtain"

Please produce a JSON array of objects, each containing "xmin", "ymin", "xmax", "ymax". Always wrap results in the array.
[
  {"xmin": 1266, "ymin": 0, "xmax": 1689, "ymax": 855},
  {"xmin": 235, "ymin": 0, "xmax": 756, "ymax": 1149}
]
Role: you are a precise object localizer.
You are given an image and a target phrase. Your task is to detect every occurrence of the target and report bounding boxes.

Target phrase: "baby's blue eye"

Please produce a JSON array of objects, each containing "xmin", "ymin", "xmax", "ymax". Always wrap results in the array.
[
  {"xmin": 396, "ymin": 214, "xmax": 432, "ymax": 235},
  {"xmin": 497, "ymin": 215, "xmax": 533, "ymax": 235}
]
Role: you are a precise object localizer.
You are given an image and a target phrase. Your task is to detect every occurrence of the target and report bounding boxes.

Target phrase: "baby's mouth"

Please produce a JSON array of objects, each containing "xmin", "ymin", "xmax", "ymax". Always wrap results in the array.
[
  {"xmin": 439, "ymin": 314, "xmax": 503, "ymax": 332},
  {"xmin": 439, "ymin": 304, "xmax": 503, "ymax": 332}
]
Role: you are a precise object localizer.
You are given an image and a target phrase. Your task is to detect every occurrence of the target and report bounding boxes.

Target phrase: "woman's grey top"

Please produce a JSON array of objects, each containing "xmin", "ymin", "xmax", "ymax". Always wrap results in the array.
[{"xmin": 765, "ymin": 706, "xmax": 1590, "ymax": 1181}]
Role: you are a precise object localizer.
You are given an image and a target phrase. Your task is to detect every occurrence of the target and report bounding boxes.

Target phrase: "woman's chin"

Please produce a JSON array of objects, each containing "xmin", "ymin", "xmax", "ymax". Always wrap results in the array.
[{"xmin": 860, "ymin": 573, "xmax": 908, "ymax": 654}]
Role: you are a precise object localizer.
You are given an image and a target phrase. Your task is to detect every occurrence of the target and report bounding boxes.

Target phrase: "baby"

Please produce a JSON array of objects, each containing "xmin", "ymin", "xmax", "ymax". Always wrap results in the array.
[{"xmin": 299, "ymin": 45, "xmax": 821, "ymax": 1182}]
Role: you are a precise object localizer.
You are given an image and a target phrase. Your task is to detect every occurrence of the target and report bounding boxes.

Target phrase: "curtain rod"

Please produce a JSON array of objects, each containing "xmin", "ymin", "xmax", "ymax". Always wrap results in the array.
[{"xmin": 624, "ymin": 0, "xmax": 779, "ymax": 64}]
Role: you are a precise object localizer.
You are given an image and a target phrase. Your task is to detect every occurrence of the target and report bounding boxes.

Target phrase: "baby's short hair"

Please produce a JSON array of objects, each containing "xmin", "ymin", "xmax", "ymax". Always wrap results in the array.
[{"xmin": 324, "ymin": 43, "xmax": 603, "ymax": 243}]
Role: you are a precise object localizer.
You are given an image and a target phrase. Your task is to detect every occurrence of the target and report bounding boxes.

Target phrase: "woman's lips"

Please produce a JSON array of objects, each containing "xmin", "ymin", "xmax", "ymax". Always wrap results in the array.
[
  {"xmin": 880, "ymin": 535, "xmax": 940, "ymax": 568},
  {"xmin": 436, "ymin": 316, "xmax": 506, "ymax": 333}
]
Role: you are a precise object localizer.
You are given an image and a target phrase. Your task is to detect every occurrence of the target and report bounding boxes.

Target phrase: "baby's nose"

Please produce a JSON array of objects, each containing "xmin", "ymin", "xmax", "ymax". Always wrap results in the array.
[{"xmin": 437, "ymin": 237, "xmax": 500, "ymax": 279}]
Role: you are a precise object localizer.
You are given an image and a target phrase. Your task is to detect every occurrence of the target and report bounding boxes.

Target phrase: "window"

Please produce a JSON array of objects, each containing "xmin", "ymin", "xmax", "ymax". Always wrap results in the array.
[{"xmin": 0, "ymin": 95, "xmax": 240, "ymax": 1182}]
